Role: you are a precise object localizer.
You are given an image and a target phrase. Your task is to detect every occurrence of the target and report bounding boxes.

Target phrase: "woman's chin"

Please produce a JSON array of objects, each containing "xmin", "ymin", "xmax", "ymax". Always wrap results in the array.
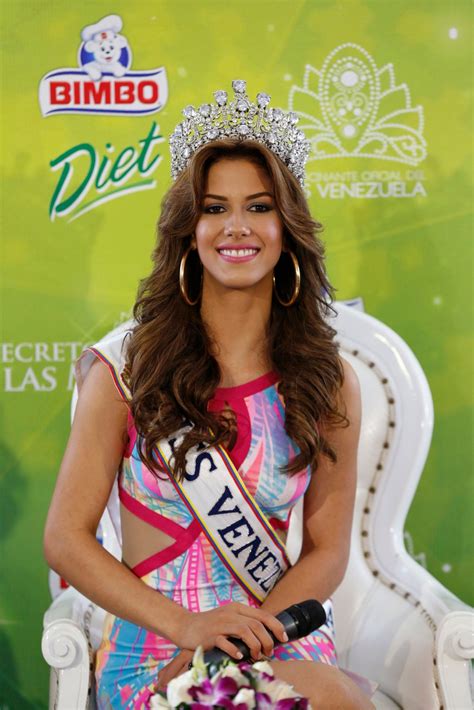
[
  {"xmin": 206, "ymin": 278, "xmax": 269, "ymax": 295},
  {"xmin": 202, "ymin": 267, "xmax": 274, "ymax": 293}
]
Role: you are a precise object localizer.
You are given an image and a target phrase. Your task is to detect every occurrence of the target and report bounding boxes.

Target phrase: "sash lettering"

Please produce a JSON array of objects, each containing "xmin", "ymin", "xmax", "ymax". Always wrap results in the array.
[
  {"xmin": 185, "ymin": 450, "xmax": 217, "ymax": 481},
  {"xmin": 208, "ymin": 485, "xmax": 241, "ymax": 516},
  {"xmin": 208, "ymin": 486, "xmax": 283, "ymax": 592}
]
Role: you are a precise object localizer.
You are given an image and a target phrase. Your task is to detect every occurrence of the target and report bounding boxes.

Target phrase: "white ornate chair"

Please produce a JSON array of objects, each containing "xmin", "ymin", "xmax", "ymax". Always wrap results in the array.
[{"xmin": 42, "ymin": 302, "xmax": 474, "ymax": 709}]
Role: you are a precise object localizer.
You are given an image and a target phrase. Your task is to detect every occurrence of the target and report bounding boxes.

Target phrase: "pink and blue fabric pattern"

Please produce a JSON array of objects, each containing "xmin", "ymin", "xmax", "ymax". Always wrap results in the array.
[{"xmin": 83, "ymin": 358, "xmax": 337, "ymax": 709}]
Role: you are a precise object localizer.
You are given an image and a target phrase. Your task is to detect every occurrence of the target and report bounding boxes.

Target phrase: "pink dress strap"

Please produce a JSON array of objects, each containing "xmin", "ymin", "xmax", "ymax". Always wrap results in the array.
[{"xmin": 118, "ymin": 481, "xmax": 202, "ymax": 578}]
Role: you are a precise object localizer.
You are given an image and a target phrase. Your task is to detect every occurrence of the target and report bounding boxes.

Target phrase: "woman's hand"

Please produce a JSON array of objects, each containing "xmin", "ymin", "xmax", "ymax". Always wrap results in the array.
[
  {"xmin": 176, "ymin": 602, "xmax": 288, "ymax": 662},
  {"xmin": 154, "ymin": 649, "xmax": 194, "ymax": 693}
]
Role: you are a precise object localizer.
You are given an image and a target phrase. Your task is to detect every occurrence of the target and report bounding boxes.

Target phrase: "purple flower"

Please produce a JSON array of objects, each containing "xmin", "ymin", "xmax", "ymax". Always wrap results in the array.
[
  {"xmin": 188, "ymin": 701, "xmax": 247, "ymax": 710},
  {"xmin": 255, "ymin": 691, "xmax": 274, "ymax": 708},
  {"xmin": 276, "ymin": 699, "xmax": 310, "ymax": 709},
  {"xmin": 252, "ymin": 693, "xmax": 310, "ymax": 709},
  {"xmin": 188, "ymin": 676, "xmax": 239, "ymax": 704},
  {"xmin": 237, "ymin": 661, "xmax": 254, "ymax": 673}
]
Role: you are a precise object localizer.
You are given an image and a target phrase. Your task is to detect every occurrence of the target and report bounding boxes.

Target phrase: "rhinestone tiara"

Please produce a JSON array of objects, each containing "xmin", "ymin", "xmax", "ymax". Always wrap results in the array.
[{"xmin": 169, "ymin": 79, "xmax": 311, "ymax": 187}]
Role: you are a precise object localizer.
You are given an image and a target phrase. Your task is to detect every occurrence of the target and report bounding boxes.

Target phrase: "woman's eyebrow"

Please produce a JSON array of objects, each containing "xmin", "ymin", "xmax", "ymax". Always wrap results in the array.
[{"xmin": 203, "ymin": 191, "xmax": 274, "ymax": 200}]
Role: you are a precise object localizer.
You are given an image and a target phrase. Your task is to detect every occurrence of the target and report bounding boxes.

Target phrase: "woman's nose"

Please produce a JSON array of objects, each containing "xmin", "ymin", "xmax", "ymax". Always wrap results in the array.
[{"xmin": 224, "ymin": 219, "xmax": 251, "ymax": 237}]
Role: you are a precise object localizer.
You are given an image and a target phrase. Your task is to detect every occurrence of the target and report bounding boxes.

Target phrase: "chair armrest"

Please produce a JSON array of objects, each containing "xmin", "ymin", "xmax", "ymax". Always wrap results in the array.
[
  {"xmin": 436, "ymin": 610, "xmax": 474, "ymax": 710},
  {"xmin": 42, "ymin": 615, "xmax": 91, "ymax": 710},
  {"xmin": 375, "ymin": 550, "xmax": 473, "ymax": 709},
  {"xmin": 335, "ymin": 528, "xmax": 473, "ymax": 709},
  {"xmin": 42, "ymin": 586, "xmax": 107, "ymax": 710},
  {"xmin": 44, "ymin": 585, "xmax": 108, "ymax": 650},
  {"xmin": 402, "ymin": 563, "xmax": 473, "ymax": 709},
  {"xmin": 42, "ymin": 617, "xmax": 90, "ymax": 672}
]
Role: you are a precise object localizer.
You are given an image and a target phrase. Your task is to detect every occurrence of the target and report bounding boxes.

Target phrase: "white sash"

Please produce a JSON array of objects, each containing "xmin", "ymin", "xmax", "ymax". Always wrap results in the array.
[{"xmin": 154, "ymin": 420, "xmax": 291, "ymax": 603}]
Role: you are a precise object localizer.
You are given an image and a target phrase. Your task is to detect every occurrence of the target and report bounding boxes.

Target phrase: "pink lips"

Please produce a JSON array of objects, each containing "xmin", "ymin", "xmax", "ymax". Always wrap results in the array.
[{"xmin": 216, "ymin": 247, "xmax": 260, "ymax": 263}]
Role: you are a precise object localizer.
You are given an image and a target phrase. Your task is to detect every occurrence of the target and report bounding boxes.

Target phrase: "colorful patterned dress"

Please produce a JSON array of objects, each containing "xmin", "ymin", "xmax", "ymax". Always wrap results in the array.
[{"xmin": 75, "ymin": 326, "xmax": 337, "ymax": 710}]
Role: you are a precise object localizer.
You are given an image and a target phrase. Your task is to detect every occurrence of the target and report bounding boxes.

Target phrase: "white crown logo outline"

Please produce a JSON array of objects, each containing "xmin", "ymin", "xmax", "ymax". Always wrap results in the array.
[{"xmin": 288, "ymin": 43, "xmax": 427, "ymax": 167}]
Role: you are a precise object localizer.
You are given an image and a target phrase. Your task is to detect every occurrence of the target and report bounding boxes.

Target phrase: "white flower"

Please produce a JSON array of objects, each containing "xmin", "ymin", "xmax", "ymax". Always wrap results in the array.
[
  {"xmin": 252, "ymin": 660, "xmax": 275, "ymax": 676},
  {"xmin": 267, "ymin": 677, "xmax": 301, "ymax": 701},
  {"xmin": 165, "ymin": 669, "xmax": 195, "ymax": 707},
  {"xmin": 232, "ymin": 687, "xmax": 256, "ymax": 706},
  {"xmin": 216, "ymin": 662, "xmax": 249, "ymax": 686},
  {"xmin": 149, "ymin": 693, "xmax": 171, "ymax": 708},
  {"xmin": 190, "ymin": 645, "xmax": 207, "ymax": 677}
]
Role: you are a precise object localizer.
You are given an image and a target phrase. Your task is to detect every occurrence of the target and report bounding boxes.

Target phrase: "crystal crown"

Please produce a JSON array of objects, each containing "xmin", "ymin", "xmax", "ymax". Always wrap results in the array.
[{"xmin": 169, "ymin": 79, "xmax": 311, "ymax": 187}]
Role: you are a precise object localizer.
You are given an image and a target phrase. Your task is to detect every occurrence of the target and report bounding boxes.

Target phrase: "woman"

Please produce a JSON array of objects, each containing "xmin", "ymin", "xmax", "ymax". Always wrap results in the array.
[{"xmin": 44, "ymin": 81, "xmax": 373, "ymax": 709}]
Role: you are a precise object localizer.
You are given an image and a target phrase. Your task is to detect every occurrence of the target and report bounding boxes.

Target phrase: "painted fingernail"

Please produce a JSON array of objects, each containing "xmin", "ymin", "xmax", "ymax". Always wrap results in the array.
[
  {"xmin": 283, "ymin": 632, "xmax": 289, "ymax": 641},
  {"xmin": 236, "ymin": 651, "xmax": 243, "ymax": 659}
]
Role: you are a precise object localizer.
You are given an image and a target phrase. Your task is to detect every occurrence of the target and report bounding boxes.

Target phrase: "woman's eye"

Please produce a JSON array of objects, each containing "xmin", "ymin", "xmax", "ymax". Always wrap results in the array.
[
  {"xmin": 203, "ymin": 204, "xmax": 272, "ymax": 214},
  {"xmin": 250, "ymin": 203, "xmax": 272, "ymax": 212}
]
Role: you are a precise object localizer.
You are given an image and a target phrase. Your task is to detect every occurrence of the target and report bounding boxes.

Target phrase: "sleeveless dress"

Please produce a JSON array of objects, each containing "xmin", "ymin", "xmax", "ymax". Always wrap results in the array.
[{"xmin": 75, "ymin": 323, "xmax": 337, "ymax": 710}]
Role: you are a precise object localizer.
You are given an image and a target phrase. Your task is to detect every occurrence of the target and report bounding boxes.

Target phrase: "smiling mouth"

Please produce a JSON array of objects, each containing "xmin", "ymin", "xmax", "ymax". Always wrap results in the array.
[
  {"xmin": 216, "ymin": 247, "xmax": 261, "ymax": 263},
  {"xmin": 218, "ymin": 247, "xmax": 259, "ymax": 256}
]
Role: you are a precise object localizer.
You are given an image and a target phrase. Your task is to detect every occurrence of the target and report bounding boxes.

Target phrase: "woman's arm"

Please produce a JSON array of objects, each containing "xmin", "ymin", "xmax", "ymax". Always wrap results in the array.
[
  {"xmin": 43, "ymin": 358, "xmax": 189, "ymax": 644},
  {"xmin": 260, "ymin": 357, "xmax": 362, "ymax": 615}
]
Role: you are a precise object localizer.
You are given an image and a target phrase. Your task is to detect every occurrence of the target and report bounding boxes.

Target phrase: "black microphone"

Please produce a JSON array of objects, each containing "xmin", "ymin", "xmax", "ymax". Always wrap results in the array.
[{"xmin": 202, "ymin": 599, "xmax": 326, "ymax": 667}]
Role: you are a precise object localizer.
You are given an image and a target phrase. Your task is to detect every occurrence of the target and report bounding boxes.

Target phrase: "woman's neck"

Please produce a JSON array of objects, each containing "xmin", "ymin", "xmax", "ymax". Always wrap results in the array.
[{"xmin": 200, "ymin": 281, "xmax": 273, "ymax": 387}]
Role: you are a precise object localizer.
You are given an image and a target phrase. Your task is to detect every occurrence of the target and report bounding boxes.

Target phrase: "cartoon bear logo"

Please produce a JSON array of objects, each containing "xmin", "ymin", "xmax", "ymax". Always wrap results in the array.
[
  {"xmin": 39, "ymin": 14, "xmax": 167, "ymax": 117},
  {"xmin": 79, "ymin": 14, "xmax": 131, "ymax": 81}
]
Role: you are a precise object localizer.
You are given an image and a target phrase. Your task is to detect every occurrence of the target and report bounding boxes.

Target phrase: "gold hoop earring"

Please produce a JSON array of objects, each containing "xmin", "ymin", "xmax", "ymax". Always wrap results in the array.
[
  {"xmin": 179, "ymin": 245, "xmax": 202, "ymax": 306},
  {"xmin": 272, "ymin": 251, "xmax": 301, "ymax": 307}
]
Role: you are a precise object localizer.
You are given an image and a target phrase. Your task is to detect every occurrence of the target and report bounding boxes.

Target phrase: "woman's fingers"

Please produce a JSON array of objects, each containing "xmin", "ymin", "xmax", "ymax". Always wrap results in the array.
[
  {"xmin": 240, "ymin": 606, "xmax": 288, "ymax": 644},
  {"xmin": 156, "ymin": 650, "xmax": 193, "ymax": 690},
  {"xmin": 247, "ymin": 618, "xmax": 276, "ymax": 658},
  {"xmin": 176, "ymin": 604, "xmax": 288, "ymax": 664},
  {"xmin": 234, "ymin": 620, "xmax": 273, "ymax": 660},
  {"xmin": 215, "ymin": 618, "xmax": 275, "ymax": 661},
  {"xmin": 214, "ymin": 634, "xmax": 245, "ymax": 661},
  {"xmin": 177, "ymin": 658, "xmax": 191, "ymax": 676},
  {"xmin": 156, "ymin": 664, "xmax": 174, "ymax": 690}
]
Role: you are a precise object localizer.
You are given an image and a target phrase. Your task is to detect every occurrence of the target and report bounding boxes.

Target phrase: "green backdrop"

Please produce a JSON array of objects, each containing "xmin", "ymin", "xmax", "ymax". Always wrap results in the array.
[{"xmin": 1, "ymin": 0, "xmax": 472, "ymax": 705}]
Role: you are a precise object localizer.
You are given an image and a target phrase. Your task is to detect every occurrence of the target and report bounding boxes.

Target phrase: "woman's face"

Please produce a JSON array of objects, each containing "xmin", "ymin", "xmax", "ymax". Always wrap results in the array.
[{"xmin": 193, "ymin": 158, "xmax": 284, "ymax": 294}]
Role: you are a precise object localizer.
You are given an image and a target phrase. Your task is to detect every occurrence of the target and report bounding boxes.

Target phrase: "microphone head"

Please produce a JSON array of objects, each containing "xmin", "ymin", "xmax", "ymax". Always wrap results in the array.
[{"xmin": 290, "ymin": 600, "xmax": 326, "ymax": 635}]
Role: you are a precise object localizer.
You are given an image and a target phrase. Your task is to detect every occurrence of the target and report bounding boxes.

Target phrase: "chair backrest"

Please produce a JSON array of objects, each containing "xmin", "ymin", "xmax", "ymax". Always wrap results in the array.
[
  {"xmin": 325, "ymin": 302, "xmax": 437, "ymax": 707},
  {"xmin": 328, "ymin": 301, "xmax": 434, "ymax": 607}
]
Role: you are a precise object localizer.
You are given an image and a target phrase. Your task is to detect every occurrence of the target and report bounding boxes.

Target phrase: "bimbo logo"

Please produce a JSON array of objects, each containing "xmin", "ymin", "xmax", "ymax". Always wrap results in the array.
[{"xmin": 39, "ymin": 14, "xmax": 168, "ymax": 116}]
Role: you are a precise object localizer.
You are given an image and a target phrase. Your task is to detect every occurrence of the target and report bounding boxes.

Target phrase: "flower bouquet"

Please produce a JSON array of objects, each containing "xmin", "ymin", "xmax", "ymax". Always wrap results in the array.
[{"xmin": 150, "ymin": 646, "xmax": 311, "ymax": 709}]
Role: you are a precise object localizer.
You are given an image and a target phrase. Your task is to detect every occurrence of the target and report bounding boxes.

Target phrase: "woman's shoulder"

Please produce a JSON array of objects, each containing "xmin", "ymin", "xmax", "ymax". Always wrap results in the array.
[
  {"xmin": 339, "ymin": 355, "xmax": 360, "ymax": 393},
  {"xmin": 337, "ymin": 354, "xmax": 362, "ymax": 424}
]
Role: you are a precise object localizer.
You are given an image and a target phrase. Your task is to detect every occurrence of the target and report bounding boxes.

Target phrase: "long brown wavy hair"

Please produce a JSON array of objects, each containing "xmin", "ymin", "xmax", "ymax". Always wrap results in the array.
[{"xmin": 122, "ymin": 138, "xmax": 348, "ymax": 483}]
